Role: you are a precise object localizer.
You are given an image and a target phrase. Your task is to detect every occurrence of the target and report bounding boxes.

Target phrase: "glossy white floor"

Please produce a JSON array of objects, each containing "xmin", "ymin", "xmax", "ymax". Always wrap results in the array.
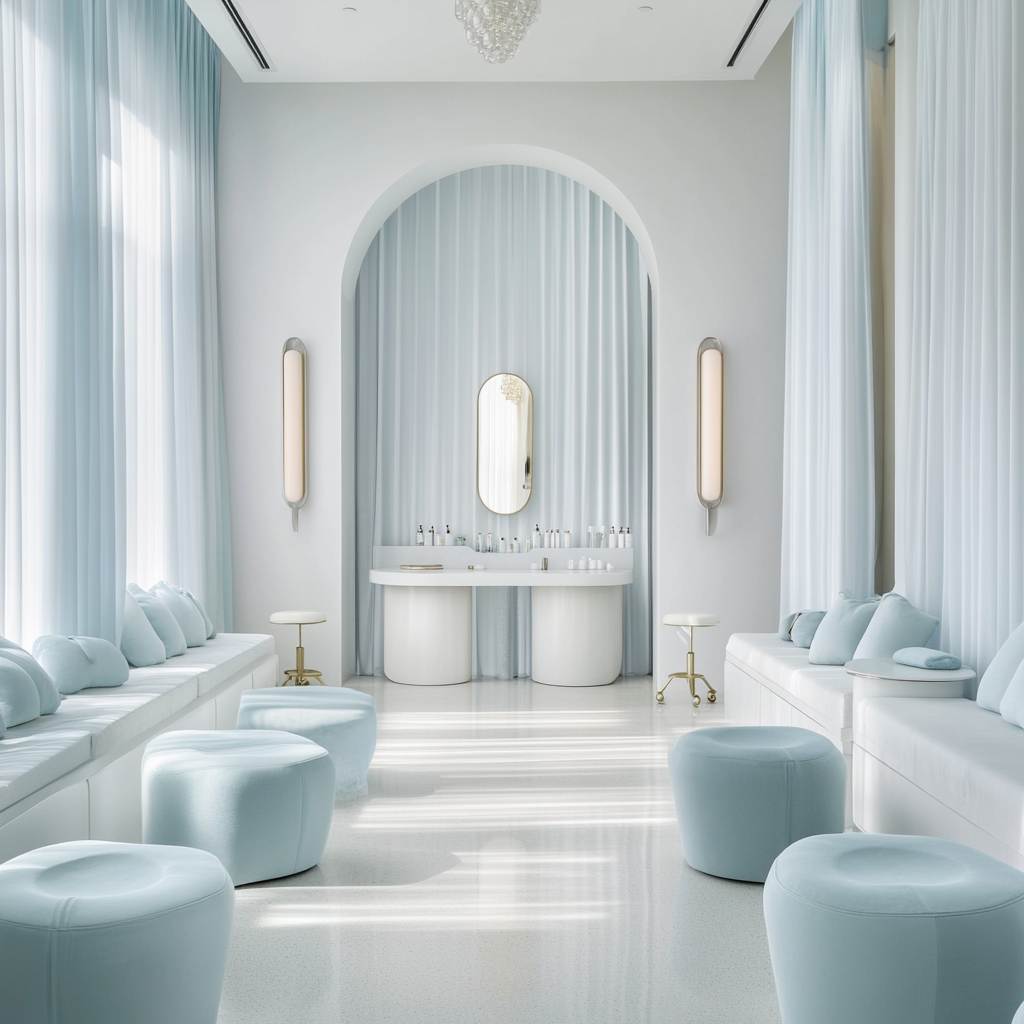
[{"xmin": 217, "ymin": 678, "xmax": 781, "ymax": 1024}]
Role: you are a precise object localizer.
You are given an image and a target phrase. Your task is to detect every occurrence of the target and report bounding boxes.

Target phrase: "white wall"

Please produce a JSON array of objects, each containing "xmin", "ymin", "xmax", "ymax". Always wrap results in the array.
[{"xmin": 217, "ymin": 29, "xmax": 792, "ymax": 693}]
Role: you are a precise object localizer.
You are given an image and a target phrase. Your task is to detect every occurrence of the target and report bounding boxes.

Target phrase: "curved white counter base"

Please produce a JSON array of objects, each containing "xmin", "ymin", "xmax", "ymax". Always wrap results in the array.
[
  {"xmin": 531, "ymin": 586, "xmax": 622, "ymax": 686},
  {"xmin": 383, "ymin": 585, "xmax": 472, "ymax": 685}
]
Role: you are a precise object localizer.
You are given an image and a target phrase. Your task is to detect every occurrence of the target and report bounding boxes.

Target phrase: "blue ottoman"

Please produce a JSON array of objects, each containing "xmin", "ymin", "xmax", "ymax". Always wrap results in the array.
[
  {"xmin": 1015, "ymin": 1001, "xmax": 1024, "ymax": 1024},
  {"xmin": 143, "ymin": 729, "xmax": 335, "ymax": 885},
  {"xmin": 0, "ymin": 840, "xmax": 233, "ymax": 1024},
  {"xmin": 236, "ymin": 686, "xmax": 377, "ymax": 798},
  {"xmin": 765, "ymin": 833, "xmax": 1024, "ymax": 1024},
  {"xmin": 668, "ymin": 726, "xmax": 845, "ymax": 882}
]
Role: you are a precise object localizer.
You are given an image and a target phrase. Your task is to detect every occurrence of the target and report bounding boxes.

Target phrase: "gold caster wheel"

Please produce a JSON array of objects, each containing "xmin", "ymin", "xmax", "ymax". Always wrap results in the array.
[
  {"xmin": 692, "ymin": 695, "xmax": 701, "ymax": 707},
  {"xmin": 707, "ymin": 692, "xmax": 717, "ymax": 704},
  {"xmin": 656, "ymin": 691, "xmax": 665, "ymax": 704}
]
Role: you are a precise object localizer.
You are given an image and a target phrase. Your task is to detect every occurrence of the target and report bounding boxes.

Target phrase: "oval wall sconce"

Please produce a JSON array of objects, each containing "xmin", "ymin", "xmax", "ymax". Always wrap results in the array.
[
  {"xmin": 697, "ymin": 336, "xmax": 723, "ymax": 536},
  {"xmin": 282, "ymin": 337, "xmax": 308, "ymax": 532}
]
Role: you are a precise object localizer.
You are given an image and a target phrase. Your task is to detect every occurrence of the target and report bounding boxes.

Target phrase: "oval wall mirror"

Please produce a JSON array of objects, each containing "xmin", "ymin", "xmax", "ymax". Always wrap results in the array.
[{"xmin": 477, "ymin": 373, "xmax": 533, "ymax": 515}]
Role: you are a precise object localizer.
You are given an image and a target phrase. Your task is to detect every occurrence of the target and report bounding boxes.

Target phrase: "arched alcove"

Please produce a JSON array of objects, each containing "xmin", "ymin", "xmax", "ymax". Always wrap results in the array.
[{"xmin": 338, "ymin": 147, "xmax": 660, "ymax": 679}]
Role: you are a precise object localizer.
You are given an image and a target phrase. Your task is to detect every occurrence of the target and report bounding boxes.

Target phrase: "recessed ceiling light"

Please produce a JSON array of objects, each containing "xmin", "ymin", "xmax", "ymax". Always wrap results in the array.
[
  {"xmin": 638, "ymin": 5, "xmax": 653, "ymax": 9},
  {"xmin": 341, "ymin": 6, "xmax": 357, "ymax": 11}
]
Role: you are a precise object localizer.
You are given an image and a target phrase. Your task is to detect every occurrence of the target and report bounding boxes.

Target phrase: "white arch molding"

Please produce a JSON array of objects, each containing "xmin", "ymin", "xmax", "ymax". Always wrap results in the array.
[{"xmin": 338, "ymin": 144, "xmax": 661, "ymax": 680}]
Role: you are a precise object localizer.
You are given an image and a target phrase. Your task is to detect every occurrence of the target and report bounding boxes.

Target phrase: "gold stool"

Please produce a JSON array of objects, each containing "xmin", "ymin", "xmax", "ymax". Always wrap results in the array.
[
  {"xmin": 270, "ymin": 610, "xmax": 327, "ymax": 685},
  {"xmin": 656, "ymin": 613, "xmax": 719, "ymax": 706}
]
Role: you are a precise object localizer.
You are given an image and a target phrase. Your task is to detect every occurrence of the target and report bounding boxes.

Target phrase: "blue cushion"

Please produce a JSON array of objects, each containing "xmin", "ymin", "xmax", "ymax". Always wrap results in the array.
[
  {"xmin": 150, "ymin": 582, "xmax": 206, "ymax": 648},
  {"xmin": 128, "ymin": 583, "xmax": 186, "ymax": 657},
  {"xmin": 0, "ymin": 840, "xmax": 234, "ymax": 1024},
  {"xmin": 120, "ymin": 590, "xmax": 166, "ymax": 668},
  {"xmin": 894, "ymin": 647, "xmax": 962, "ymax": 671},
  {"xmin": 808, "ymin": 596, "xmax": 880, "ymax": 665},
  {"xmin": 997, "ymin": 660, "xmax": 1024, "ymax": 729},
  {"xmin": 778, "ymin": 612, "xmax": 800, "ymax": 640},
  {"xmin": 183, "ymin": 589, "xmax": 216, "ymax": 640},
  {"xmin": 32, "ymin": 636, "xmax": 130, "ymax": 695},
  {"xmin": 668, "ymin": 726, "xmax": 845, "ymax": 883},
  {"xmin": 764, "ymin": 833, "xmax": 1024, "ymax": 1024},
  {"xmin": 852, "ymin": 593, "xmax": 939, "ymax": 660},
  {"xmin": 791, "ymin": 611, "xmax": 826, "ymax": 648},
  {"xmin": 0, "ymin": 658, "xmax": 41, "ymax": 728},
  {"xmin": 977, "ymin": 620, "xmax": 1024, "ymax": 713},
  {"xmin": 0, "ymin": 638, "xmax": 61, "ymax": 714}
]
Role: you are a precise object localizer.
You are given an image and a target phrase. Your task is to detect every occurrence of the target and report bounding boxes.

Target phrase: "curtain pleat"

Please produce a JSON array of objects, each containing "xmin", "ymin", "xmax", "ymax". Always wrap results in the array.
[
  {"xmin": 898, "ymin": 0, "xmax": 1024, "ymax": 676},
  {"xmin": 0, "ymin": 0, "xmax": 230, "ymax": 644},
  {"xmin": 780, "ymin": 0, "xmax": 880, "ymax": 615},
  {"xmin": 355, "ymin": 166, "xmax": 650, "ymax": 678}
]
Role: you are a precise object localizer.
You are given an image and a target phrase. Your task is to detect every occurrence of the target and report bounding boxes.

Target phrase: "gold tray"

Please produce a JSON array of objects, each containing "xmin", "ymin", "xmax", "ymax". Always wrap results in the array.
[{"xmin": 400, "ymin": 564, "xmax": 444, "ymax": 571}]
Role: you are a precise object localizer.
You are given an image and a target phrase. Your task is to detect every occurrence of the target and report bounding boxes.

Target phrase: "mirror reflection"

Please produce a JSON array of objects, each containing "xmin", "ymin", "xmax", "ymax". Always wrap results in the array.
[{"xmin": 477, "ymin": 373, "xmax": 533, "ymax": 515}]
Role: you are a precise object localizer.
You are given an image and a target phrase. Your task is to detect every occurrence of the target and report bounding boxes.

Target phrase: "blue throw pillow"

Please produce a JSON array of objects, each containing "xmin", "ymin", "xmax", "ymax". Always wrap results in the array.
[
  {"xmin": 779, "ymin": 612, "xmax": 800, "ymax": 641},
  {"xmin": 128, "ymin": 583, "xmax": 186, "ymax": 657},
  {"xmin": 976, "ymin": 620, "xmax": 1024, "ymax": 713},
  {"xmin": 894, "ymin": 647, "xmax": 963, "ymax": 671},
  {"xmin": 998, "ymin": 659, "xmax": 1024, "ymax": 728},
  {"xmin": 0, "ymin": 637, "xmax": 61, "ymax": 715},
  {"xmin": 183, "ymin": 589, "xmax": 216, "ymax": 640},
  {"xmin": 151, "ymin": 581, "xmax": 207, "ymax": 648},
  {"xmin": 0, "ymin": 657, "xmax": 41, "ymax": 728},
  {"xmin": 852, "ymin": 594, "xmax": 940, "ymax": 660},
  {"xmin": 33, "ymin": 636, "xmax": 130, "ymax": 694},
  {"xmin": 791, "ymin": 611, "xmax": 826, "ymax": 648},
  {"xmin": 121, "ymin": 590, "xmax": 167, "ymax": 667},
  {"xmin": 808, "ymin": 596, "xmax": 880, "ymax": 666}
]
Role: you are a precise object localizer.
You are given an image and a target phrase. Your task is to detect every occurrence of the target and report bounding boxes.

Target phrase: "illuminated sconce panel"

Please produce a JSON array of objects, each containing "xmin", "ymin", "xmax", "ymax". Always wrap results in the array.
[
  {"xmin": 697, "ymin": 337, "xmax": 723, "ymax": 535},
  {"xmin": 283, "ymin": 338, "xmax": 307, "ymax": 531}
]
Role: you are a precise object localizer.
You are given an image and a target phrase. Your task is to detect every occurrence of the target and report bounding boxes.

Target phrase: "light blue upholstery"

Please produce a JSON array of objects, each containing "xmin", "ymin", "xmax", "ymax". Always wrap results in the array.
[
  {"xmin": 0, "ymin": 637, "xmax": 61, "ymax": 714},
  {"xmin": 127, "ymin": 583, "xmax": 186, "ymax": 657},
  {"xmin": 0, "ymin": 658, "xmax": 41, "ymax": 727},
  {"xmin": 778, "ymin": 612, "xmax": 800, "ymax": 639},
  {"xmin": 764, "ymin": 833, "xmax": 1024, "ymax": 1024},
  {"xmin": 790, "ymin": 611, "xmax": 825, "ymax": 648},
  {"xmin": 998, "ymin": 659, "xmax": 1024, "ymax": 728},
  {"xmin": 1014, "ymin": 1001, "xmax": 1024, "ymax": 1024},
  {"xmin": 32, "ymin": 636, "xmax": 129, "ymax": 694},
  {"xmin": 184, "ymin": 588, "xmax": 216, "ymax": 639},
  {"xmin": 668, "ymin": 726, "xmax": 845, "ymax": 883},
  {"xmin": 894, "ymin": 646, "xmax": 962, "ymax": 670},
  {"xmin": 809, "ymin": 595, "xmax": 880, "ymax": 665},
  {"xmin": 0, "ymin": 839, "xmax": 233, "ymax": 1024},
  {"xmin": 151, "ymin": 581, "xmax": 207, "ymax": 647},
  {"xmin": 120, "ymin": 590, "xmax": 166, "ymax": 667},
  {"xmin": 143, "ymin": 729, "xmax": 334, "ymax": 885},
  {"xmin": 237, "ymin": 687, "xmax": 376, "ymax": 797},
  {"xmin": 977, "ymin": 620, "xmax": 1024, "ymax": 711},
  {"xmin": 852, "ymin": 593, "xmax": 939, "ymax": 659}
]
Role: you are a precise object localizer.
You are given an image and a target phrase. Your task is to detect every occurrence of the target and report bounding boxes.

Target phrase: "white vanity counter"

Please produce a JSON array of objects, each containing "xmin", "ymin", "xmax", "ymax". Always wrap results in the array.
[{"xmin": 370, "ymin": 546, "xmax": 633, "ymax": 687}]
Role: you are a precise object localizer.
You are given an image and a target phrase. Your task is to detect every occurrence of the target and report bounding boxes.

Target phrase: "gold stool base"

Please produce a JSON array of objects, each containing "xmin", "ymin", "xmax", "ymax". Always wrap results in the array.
[
  {"xmin": 281, "ymin": 644, "xmax": 325, "ymax": 686},
  {"xmin": 655, "ymin": 651, "xmax": 717, "ymax": 706}
]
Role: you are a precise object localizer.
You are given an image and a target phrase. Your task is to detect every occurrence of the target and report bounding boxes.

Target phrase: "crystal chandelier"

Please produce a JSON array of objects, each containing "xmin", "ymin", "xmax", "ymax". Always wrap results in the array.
[
  {"xmin": 454, "ymin": 0, "xmax": 540, "ymax": 65},
  {"xmin": 500, "ymin": 374, "xmax": 523, "ymax": 403}
]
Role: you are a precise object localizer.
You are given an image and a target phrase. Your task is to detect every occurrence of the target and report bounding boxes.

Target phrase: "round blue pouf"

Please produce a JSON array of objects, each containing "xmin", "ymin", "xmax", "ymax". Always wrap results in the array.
[
  {"xmin": 764, "ymin": 833, "xmax": 1024, "ymax": 1024},
  {"xmin": 236, "ymin": 686, "xmax": 377, "ymax": 798},
  {"xmin": 143, "ymin": 729, "xmax": 335, "ymax": 885},
  {"xmin": 668, "ymin": 726, "xmax": 845, "ymax": 882},
  {"xmin": 0, "ymin": 840, "xmax": 233, "ymax": 1024}
]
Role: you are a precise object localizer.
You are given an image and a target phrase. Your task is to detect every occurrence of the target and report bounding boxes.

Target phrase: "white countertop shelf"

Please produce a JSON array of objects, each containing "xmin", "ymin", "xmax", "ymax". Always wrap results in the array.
[{"xmin": 369, "ymin": 568, "xmax": 633, "ymax": 587}]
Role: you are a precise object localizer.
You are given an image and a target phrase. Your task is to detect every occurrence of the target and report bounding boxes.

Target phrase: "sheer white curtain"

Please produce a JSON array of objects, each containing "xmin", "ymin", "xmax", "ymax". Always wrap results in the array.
[
  {"xmin": 897, "ymin": 0, "xmax": 1024, "ymax": 675},
  {"xmin": 780, "ymin": 0, "xmax": 880, "ymax": 615},
  {"xmin": 355, "ymin": 166, "xmax": 650, "ymax": 678},
  {"xmin": 0, "ymin": 0, "xmax": 230, "ymax": 645}
]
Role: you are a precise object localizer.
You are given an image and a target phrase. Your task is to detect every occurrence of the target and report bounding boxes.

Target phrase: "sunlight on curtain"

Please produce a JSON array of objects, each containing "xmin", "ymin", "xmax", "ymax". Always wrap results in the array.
[
  {"xmin": 355, "ymin": 167, "xmax": 650, "ymax": 679},
  {"xmin": 0, "ymin": 0, "xmax": 230, "ymax": 644},
  {"xmin": 897, "ymin": 0, "xmax": 1024, "ymax": 675},
  {"xmin": 780, "ymin": 0, "xmax": 883, "ymax": 615}
]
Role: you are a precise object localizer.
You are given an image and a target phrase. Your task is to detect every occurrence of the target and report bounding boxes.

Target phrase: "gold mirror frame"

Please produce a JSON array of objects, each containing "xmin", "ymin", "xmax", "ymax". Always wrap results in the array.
[{"xmin": 477, "ymin": 373, "xmax": 533, "ymax": 515}]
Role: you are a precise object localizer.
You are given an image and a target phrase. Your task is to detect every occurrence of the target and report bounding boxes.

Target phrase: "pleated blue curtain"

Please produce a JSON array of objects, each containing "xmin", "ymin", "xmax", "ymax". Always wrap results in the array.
[
  {"xmin": 780, "ymin": 0, "xmax": 883, "ymax": 615},
  {"xmin": 355, "ymin": 166, "xmax": 650, "ymax": 678},
  {"xmin": 896, "ymin": 0, "xmax": 1024, "ymax": 675},
  {"xmin": 0, "ymin": 0, "xmax": 230, "ymax": 645}
]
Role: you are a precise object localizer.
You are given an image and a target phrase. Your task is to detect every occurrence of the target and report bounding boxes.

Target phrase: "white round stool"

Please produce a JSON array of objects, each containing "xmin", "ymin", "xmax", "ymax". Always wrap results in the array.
[
  {"xmin": 270, "ymin": 609, "xmax": 326, "ymax": 685},
  {"xmin": 657, "ymin": 613, "xmax": 719, "ymax": 705}
]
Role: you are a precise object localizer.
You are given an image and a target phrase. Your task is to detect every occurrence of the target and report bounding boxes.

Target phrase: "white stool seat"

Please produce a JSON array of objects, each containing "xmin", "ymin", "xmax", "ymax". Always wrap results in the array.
[
  {"xmin": 663, "ymin": 612, "xmax": 719, "ymax": 627},
  {"xmin": 270, "ymin": 609, "xmax": 326, "ymax": 625},
  {"xmin": 0, "ymin": 840, "xmax": 233, "ymax": 1023}
]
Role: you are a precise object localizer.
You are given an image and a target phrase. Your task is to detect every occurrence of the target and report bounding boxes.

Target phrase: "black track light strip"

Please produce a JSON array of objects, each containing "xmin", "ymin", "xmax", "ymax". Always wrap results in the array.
[
  {"xmin": 727, "ymin": 0, "xmax": 773, "ymax": 68},
  {"xmin": 220, "ymin": 0, "xmax": 271, "ymax": 71}
]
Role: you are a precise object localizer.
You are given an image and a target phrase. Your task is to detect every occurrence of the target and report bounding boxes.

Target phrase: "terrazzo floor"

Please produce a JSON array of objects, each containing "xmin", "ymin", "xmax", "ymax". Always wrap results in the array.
[{"xmin": 217, "ymin": 678, "xmax": 781, "ymax": 1024}]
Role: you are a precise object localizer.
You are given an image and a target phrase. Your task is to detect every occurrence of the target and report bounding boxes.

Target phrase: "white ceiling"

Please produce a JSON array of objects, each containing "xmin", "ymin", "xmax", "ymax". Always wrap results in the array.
[{"xmin": 185, "ymin": 0, "xmax": 801, "ymax": 83}]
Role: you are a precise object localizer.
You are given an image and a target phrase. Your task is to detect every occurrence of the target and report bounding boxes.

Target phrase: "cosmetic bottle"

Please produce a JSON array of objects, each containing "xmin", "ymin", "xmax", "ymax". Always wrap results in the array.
[
  {"xmin": 541, "ymin": 557, "xmax": 548, "ymax": 571},
  {"xmin": 608, "ymin": 527, "xmax": 614, "ymax": 549},
  {"xmin": 476, "ymin": 533, "xmax": 483, "ymax": 552},
  {"xmin": 446, "ymin": 525, "xmax": 452, "ymax": 546},
  {"xmin": 564, "ymin": 529, "xmax": 572, "ymax": 548},
  {"xmin": 533, "ymin": 525, "xmax": 542, "ymax": 550},
  {"xmin": 513, "ymin": 537, "xmax": 520, "ymax": 554},
  {"xmin": 499, "ymin": 537, "xmax": 507, "ymax": 553},
  {"xmin": 555, "ymin": 529, "xmax": 561, "ymax": 549},
  {"xmin": 625, "ymin": 528, "xmax": 633, "ymax": 548},
  {"xmin": 587, "ymin": 526, "xmax": 595, "ymax": 548},
  {"xmin": 486, "ymin": 532, "xmax": 493, "ymax": 553},
  {"xmin": 428, "ymin": 526, "xmax": 435, "ymax": 547},
  {"xmin": 416, "ymin": 525, "xmax": 424, "ymax": 546}
]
